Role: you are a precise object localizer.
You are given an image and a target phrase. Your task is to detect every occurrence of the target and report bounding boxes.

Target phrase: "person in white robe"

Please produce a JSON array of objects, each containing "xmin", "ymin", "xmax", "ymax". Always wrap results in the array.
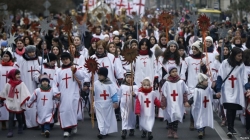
[
  {"xmin": 27, "ymin": 74, "xmax": 55, "ymax": 138},
  {"xmin": 73, "ymin": 36, "xmax": 89, "ymax": 57},
  {"xmin": 0, "ymin": 69, "xmax": 30, "ymax": 137},
  {"xmin": 91, "ymin": 40, "xmax": 124, "ymax": 88},
  {"xmin": 118, "ymin": 70, "xmax": 138, "ymax": 139},
  {"xmin": 161, "ymin": 66, "xmax": 189, "ymax": 139},
  {"xmin": 215, "ymin": 47, "xmax": 248, "ymax": 138},
  {"xmin": 135, "ymin": 77, "xmax": 162, "ymax": 140},
  {"xmin": 17, "ymin": 45, "xmax": 40, "ymax": 128},
  {"xmin": 52, "ymin": 52, "xmax": 88, "ymax": 137},
  {"xmin": 180, "ymin": 40, "xmax": 208, "ymax": 130},
  {"xmin": 134, "ymin": 38, "xmax": 156, "ymax": 87},
  {"xmin": 0, "ymin": 51, "xmax": 18, "ymax": 130},
  {"xmin": 93, "ymin": 67, "xmax": 119, "ymax": 139}
]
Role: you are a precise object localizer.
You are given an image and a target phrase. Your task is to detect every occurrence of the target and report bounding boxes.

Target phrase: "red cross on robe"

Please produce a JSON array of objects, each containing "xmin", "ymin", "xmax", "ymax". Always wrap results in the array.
[
  {"xmin": 144, "ymin": 98, "xmax": 151, "ymax": 108},
  {"xmin": 62, "ymin": 73, "xmax": 71, "ymax": 89},
  {"xmin": 2, "ymin": 71, "xmax": 8, "ymax": 83},
  {"xmin": 27, "ymin": 66, "xmax": 37, "ymax": 81},
  {"xmin": 14, "ymin": 89, "xmax": 19, "ymax": 99},
  {"xmin": 195, "ymin": 67, "xmax": 199, "ymax": 74},
  {"xmin": 171, "ymin": 90, "xmax": 178, "ymax": 101},
  {"xmin": 102, "ymin": 62, "xmax": 109, "ymax": 68},
  {"xmin": 123, "ymin": 92, "xmax": 130, "ymax": 102},
  {"xmin": 203, "ymin": 96, "xmax": 209, "ymax": 108},
  {"xmin": 41, "ymin": 95, "xmax": 48, "ymax": 106},
  {"xmin": 228, "ymin": 75, "xmax": 237, "ymax": 88},
  {"xmin": 100, "ymin": 90, "xmax": 109, "ymax": 100}
]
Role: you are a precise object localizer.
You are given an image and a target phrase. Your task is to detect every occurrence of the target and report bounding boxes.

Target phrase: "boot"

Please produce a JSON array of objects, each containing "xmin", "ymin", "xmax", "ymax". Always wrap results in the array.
[
  {"xmin": 129, "ymin": 129, "xmax": 134, "ymax": 136},
  {"xmin": 198, "ymin": 131, "xmax": 203, "ymax": 139},
  {"xmin": 45, "ymin": 130, "xmax": 50, "ymax": 138},
  {"xmin": 172, "ymin": 131, "xmax": 178, "ymax": 139},
  {"xmin": 167, "ymin": 129, "xmax": 173, "ymax": 138},
  {"xmin": 141, "ymin": 131, "xmax": 147, "ymax": 138},
  {"xmin": 189, "ymin": 121, "xmax": 194, "ymax": 131},
  {"xmin": 18, "ymin": 127, "xmax": 23, "ymax": 134},
  {"xmin": 2, "ymin": 121, "xmax": 7, "ymax": 130},
  {"xmin": 121, "ymin": 130, "xmax": 127, "ymax": 139},
  {"xmin": 147, "ymin": 132, "xmax": 153, "ymax": 140}
]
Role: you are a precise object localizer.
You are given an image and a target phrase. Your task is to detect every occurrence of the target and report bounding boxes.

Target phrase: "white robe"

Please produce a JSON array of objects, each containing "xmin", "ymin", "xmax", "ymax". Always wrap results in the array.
[
  {"xmin": 203, "ymin": 50, "xmax": 219, "ymax": 76},
  {"xmin": 162, "ymin": 80, "xmax": 188, "ymax": 123},
  {"xmin": 18, "ymin": 57, "xmax": 40, "ymax": 128},
  {"xmin": 156, "ymin": 56, "xmax": 181, "ymax": 82},
  {"xmin": 134, "ymin": 55, "xmax": 156, "ymax": 86},
  {"xmin": 52, "ymin": 66, "xmax": 88, "ymax": 128},
  {"xmin": 118, "ymin": 84, "xmax": 138, "ymax": 130},
  {"xmin": 94, "ymin": 80, "xmax": 118, "ymax": 135},
  {"xmin": 218, "ymin": 60, "xmax": 247, "ymax": 109},
  {"xmin": 136, "ymin": 91, "xmax": 159, "ymax": 132},
  {"xmin": 180, "ymin": 56, "xmax": 207, "ymax": 98},
  {"xmin": 91, "ymin": 53, "xmax": 124, "ymax": 87},
  {"xmin": 192, "ymin": 87, "xmax": 214, "ymax": 129},
  {"xmin": 0, "ymin": 82, "xmax": 30, "ymax": 113},
  {"xmin": 155, "ymin": 90, "xmax": 164, "ymax": 118},
  {"xmin": 40, "ymin": 64, "xmax": 58, "ymax": 87},
  {"xmin": 27, "ymin": 88, "xmax": 55, "ymax": 124},
  {"xmin": 0, "ymin": 63, "xmax": 18, "ymax": 120}
]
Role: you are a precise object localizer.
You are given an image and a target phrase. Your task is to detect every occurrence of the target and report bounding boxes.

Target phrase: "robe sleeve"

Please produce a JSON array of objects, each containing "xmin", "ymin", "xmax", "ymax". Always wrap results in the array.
[
  {"xmin": 52, "ymin": 71, "xmax": 60, "ymax": 96},
  {"xmin": 180, "ymin": 57, "xmax": 188, "ymax": 80},
  {"xmin": 114, "ymin": 57, "xmax": 124, "ymax": 80},
  {"xmin": 0, "ymin": 84, "xmax": 8, "ymax": 100},
  {"xmin": 27, "ymin": 91, "xmax": 37, "ymax": 108},
  {"xmin": 74, "ymin": 66, "xmax": 89, "ymax": 81},
  {"xmin": 135, "ymin": 96, "xmax": 141, "ymax": 114},
  {"xmin": 33, "ymin": 61, "xmax": 41, "ymax": 83}
]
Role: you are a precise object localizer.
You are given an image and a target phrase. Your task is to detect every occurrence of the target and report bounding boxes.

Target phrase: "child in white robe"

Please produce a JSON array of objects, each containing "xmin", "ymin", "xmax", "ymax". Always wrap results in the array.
[
  {"xmin": 93, "ymin": 67, "xmax": 119, "ymax": 139},
  {"xmin": 27, "ymin": 74, "xmax": 55, "ymax": 138},
  {"xmin": 161, "ymin": 66, "xmax": 189, "ymax": 139},
  {"xmin": 0, "ymin": 69, "xmax": 30, "ymax": 137},
  {"xmin": 119, "ymin": 70, "xmax": 138, "ymax": 139},
  {"xmin": 135, "ymin": 77, "xmax": 162, "ymax": 140},
  {"xmin": 186, "ymin": 73, "xmax": 220, "ymax": 139}
]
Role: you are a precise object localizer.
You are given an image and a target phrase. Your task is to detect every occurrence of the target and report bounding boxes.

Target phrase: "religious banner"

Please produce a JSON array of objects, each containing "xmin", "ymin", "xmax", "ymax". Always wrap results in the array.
[{"xmin": 133, "ymin": 0, "xmax": 145, "ymax": 16}]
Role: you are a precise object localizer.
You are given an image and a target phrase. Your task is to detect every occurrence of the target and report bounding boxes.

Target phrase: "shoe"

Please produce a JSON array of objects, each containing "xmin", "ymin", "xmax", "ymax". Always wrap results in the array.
[
  {"xmin": 63, "ymin": 132, "xmax": 70, "ymax": 137},
  {"xmin": 121, "ymin": 130, "xmax": 127, "ymax": 139},
  {"xmin": 198, "ymin": 131, "xmax": 203, "ymax": 139},
  {"xmin": 2, "ymin": 121, "xmax": 7, "ymax": 130},
  {"xmin": 7, "ymin": 131, "xmax": 13, "ymax": 137},
  {"xmin": 41, "ymin": 132, "xmax": 45, "ymax": 135},
  {"xmin": 18, "ymin": 127, "xmax": 23, "ymax": 134},
  {"xmin": 227, "ymin": 131, "xmax": 232, "ymax": 138},
  {"xmin": 232, "ymin": 129, "xmax": 237, "ymax": 135},
  {"xmin": 148, "ymin": 132, "xmax": 153, "ymax": 140},
  {"xmin": 189, "ymin": 121, "xmax": 194, "ymax": 131},
  {"xmin": 54, "ymin": 122, "xmax": 60, "ymax": 126},
  {"xmin": 135, "ymin": 124, "xmax": 139, "ymax": 129},
  {"xmin": 72, "ymin": 127, "xmax": 77, "ymax": 134},
  {"xmin": 45, "ymin": 130, "xmax": 50, "ymax": 138},
  {"xmin": 167, "ymin": 129, "xmax": 173, "ymax": 138},
  {"xmin": 172, "ymin": 131, "xmax": 178, "ymax": 139},
  {"xmin": 97, "ymin": 134, "xmax": 103, "ymax": 139},
  {"xmin": 141, "ymin": 131, "xmax": 147, "ymax": 138},
  {"xmin": 129, "ymin": 129, "xmax": 134, "ymax": 136}
]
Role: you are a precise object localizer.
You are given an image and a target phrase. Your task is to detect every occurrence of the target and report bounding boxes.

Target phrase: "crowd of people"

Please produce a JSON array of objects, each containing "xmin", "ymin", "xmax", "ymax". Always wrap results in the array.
[{"xmin": 0, "ymin": 11, "xmax": 250, "ymax": 140}]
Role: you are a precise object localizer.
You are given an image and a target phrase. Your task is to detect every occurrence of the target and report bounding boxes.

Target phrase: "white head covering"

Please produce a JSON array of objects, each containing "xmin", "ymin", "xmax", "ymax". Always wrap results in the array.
[{"xmin": 197, "ymin": 73, "xmax": 208, "ymax": 83}]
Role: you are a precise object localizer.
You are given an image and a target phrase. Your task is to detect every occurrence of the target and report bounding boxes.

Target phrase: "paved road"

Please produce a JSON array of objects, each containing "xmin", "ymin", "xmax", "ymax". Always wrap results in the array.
[{"xmin": 0, "ymin": 108, "xmax": 248, "ymax": 140}]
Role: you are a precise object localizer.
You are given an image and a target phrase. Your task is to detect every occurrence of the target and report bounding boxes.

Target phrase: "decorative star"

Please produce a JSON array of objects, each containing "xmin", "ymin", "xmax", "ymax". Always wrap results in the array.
[
  {"xmin": 7, "ymin": 33, "xmax": 17, "ymax": 47},
  {"xmin": 78, "ymin": 22, "xmax": 89, "ymax": 37},
  {"xmin": 189, "ymin": 14, "xmax": 198, "ymax": 25},
  {"xmin": 3, "ymin": 18, "xmax": 13, "ymax": 33},
  {"xmin": 218, "ymin": 27, "xmax": 229, "ymax": 39},
  {"xmin": 132, "ymin": 14, "xmax": 140, "ymax": 23},
  {"xmin": 37, "ymin": 19, "xmax": 53, "ymax": 35}
]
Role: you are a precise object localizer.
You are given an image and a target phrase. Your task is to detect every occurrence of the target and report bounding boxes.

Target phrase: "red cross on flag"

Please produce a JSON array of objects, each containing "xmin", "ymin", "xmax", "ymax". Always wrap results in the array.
[{"xmin": 133, "ymin": 0, "xmax": 145, "ymax": 16}]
